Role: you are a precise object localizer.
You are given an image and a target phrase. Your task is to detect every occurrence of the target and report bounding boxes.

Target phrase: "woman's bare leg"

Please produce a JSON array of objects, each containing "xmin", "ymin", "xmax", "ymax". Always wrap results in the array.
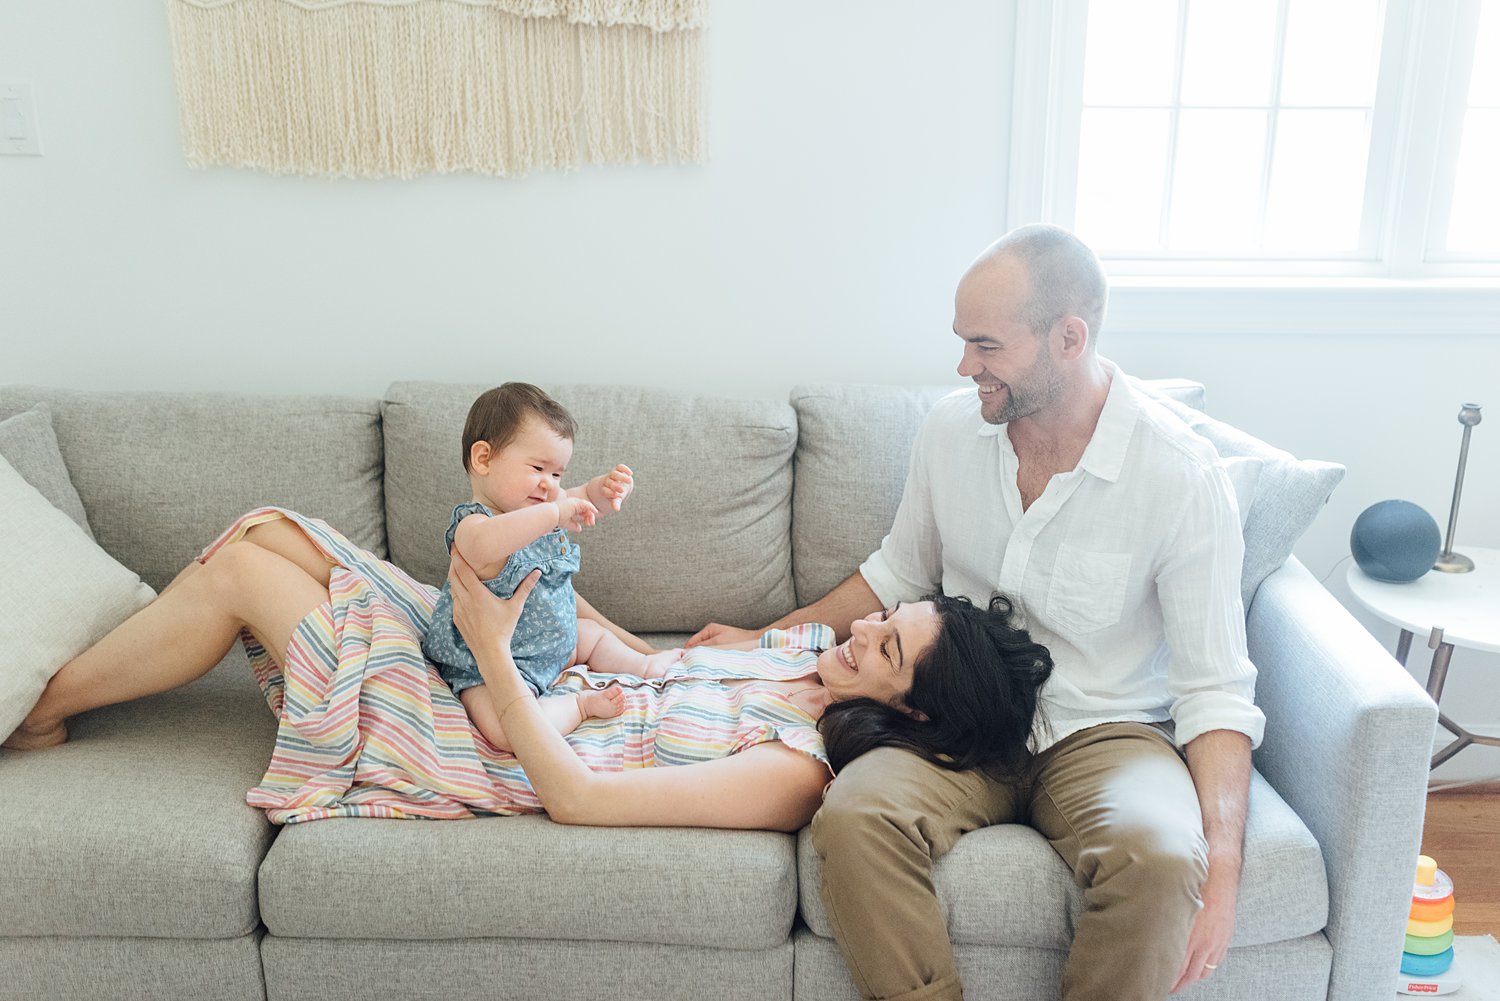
[
  {"xmin": 3, "ymin": 541, "xmax": 329, "ymax": 750},
  {"xmin": 240, "ymin": 518, "xmax": 334, "ymax": 587},
  {"xmin": 156, "ymin": 517, "xmax": 331, "ymax": 603},
  {"xmin": 157, "ymin": 558, "xmax": 203, "ymax": 599}
]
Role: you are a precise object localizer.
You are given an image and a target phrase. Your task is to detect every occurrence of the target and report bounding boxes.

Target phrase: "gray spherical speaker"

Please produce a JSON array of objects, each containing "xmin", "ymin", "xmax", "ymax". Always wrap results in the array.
[{"xmin": 1350, "ymin": 500, "xmax": 1441, "ymax": 583}]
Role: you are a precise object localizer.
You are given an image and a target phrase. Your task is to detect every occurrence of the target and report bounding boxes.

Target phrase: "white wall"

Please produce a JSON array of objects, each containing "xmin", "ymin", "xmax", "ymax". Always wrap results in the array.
[
  {"xmin": 3, "ymin": 1, "xmax": 1497, "ymax": 778},
  {"xmin": 0, "ymin": 0, "xmax": 1013, "ymax": 398}
]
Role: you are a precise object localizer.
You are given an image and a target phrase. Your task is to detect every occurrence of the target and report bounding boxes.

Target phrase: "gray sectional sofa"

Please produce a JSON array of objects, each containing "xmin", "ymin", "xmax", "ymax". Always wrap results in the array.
[{"xmin": 0, "ymin": 379, "xmax": 1437, "ymax": 1001}]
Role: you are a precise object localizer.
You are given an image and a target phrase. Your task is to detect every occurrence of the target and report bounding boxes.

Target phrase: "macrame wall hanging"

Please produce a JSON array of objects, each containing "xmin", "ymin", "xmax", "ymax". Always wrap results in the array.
[{"xmin": 166, "ymin": 0, "xmax": 705, "ymax": 178}]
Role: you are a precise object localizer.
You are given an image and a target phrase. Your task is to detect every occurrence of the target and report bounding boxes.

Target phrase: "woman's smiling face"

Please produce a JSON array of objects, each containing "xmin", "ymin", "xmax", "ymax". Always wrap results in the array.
[{"xmin": 816, "ymin": 601, "xmax": 942, "ymax": 708}]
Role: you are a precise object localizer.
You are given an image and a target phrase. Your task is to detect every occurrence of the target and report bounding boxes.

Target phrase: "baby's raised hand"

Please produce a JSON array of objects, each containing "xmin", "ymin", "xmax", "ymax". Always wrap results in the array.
[
  {"xmin": 555, "ymin": 496, "xmax": 598, "ymax": 533},
  {"xmin": 590, "ymin": 464, "xmax": 634, "ymax": 513}
]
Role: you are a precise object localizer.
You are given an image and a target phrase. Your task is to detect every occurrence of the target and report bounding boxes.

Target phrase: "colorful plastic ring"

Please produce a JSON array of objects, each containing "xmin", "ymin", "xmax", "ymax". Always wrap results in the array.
[
  {"xmin": 1406, "ymin": 914, "xmax": 1454, "ymax": 937},
  {"xmin": 1408, "ymin": 897, "xmax": 1455, "ymax": 922},
  {"xmin": 1404, "ymin": 929, "xmax": 1455, "ymax": 956},
  {"xmin": 1400, "ymin": 947, "xmax": 1454, "ymax": 977}
]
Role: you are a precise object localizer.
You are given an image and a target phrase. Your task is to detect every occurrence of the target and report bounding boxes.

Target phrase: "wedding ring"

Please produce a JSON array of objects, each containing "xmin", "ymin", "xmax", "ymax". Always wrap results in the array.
[{"xmin": 1203, "ymin": 963, "xmax": 1219, "ymax": 970}]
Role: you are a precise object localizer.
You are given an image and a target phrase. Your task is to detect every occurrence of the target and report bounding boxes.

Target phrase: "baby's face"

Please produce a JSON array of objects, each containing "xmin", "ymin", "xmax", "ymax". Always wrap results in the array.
[{"xmin": 474, "ymin": 418, "xmax": 574, "ymax": 514}]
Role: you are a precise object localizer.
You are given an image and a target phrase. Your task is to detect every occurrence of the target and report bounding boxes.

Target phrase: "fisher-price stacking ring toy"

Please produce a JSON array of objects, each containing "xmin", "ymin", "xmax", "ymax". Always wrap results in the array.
[{"xmin": 1397, "ymin": 855, "xmax": 1462, "ymax": 994}]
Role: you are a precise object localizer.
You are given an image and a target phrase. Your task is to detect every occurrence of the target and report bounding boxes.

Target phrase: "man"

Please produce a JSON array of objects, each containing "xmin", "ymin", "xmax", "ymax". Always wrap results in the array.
[{"xmin": 687, "ymin": 224, "xmax": 1264, "ymax": 1001}]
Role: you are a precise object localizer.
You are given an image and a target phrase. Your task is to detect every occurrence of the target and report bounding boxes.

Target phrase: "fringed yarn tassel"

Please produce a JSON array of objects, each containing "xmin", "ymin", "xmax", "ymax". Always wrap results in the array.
[{"xmin": 166, "ymin": 0, "xmax": 705, "ymax": 178}]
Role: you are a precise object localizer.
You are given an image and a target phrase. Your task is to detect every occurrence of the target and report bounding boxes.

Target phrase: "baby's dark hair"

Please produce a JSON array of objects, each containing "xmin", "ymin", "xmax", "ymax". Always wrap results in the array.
[
  {"xmin": 819, "ymin": 593, "xmax": 1053, "ymax": 777},
  {"xmin": 462, "ymin": 383, "xmax": 577, "ymax": 473}
]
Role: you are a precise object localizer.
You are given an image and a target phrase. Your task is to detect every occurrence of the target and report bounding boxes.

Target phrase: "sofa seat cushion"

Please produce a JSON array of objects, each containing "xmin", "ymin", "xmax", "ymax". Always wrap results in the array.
[
  {"xmin": 0, "ymin": 387, "xmax": 386, "ymax": 592},
  {"xmin": 259, "ymin": 814, "xmax": 799, "ymax": 950},
  {"xmin": 0, "ymin": 650, "xmax": 277, "ymax": 939},
  {"xmin": 262, "ymin": 935, "xmax": 793, "ymax": 1001},
  {"xmin": 797, "ymin": 770, "xmax": 1326, "ymax": 950},
  {"xmin": 382, "ymin": 382, "xmax": 798, "ymax": 633}
]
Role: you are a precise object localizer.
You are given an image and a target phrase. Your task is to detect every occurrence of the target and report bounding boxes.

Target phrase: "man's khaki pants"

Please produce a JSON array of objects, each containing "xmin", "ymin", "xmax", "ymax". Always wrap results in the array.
[{"xmin": 810, "ymin": 722, "xmax": 1209, "ymax": 1001}]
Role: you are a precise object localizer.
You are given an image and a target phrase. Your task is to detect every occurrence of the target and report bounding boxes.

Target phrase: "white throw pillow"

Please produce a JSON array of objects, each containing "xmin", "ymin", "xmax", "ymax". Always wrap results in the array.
[
  {"xmin": 1132, "ymin": 378, "xmax": 1346, "ymax": 608},
  {"xmin": 0, "ymin": 453, "xmax": 156, "ymax": 741}
]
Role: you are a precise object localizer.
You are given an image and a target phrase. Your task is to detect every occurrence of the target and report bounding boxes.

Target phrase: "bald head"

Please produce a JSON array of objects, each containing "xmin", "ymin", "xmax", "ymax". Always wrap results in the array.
[{"xmin": 968, "ymin": 225, "xmax": 1107, "ymax": 345}]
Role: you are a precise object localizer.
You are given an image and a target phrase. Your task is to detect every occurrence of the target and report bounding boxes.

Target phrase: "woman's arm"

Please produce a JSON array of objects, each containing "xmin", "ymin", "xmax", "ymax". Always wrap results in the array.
[
  {"xmin": 450, "ymin": 557, "xmax": 827, "ymax": 830},
  {"xmin": 573, "ymin": 590, "xmax": 655, "ymax": 656},
  {"xmin": 529, "ymin": 736, "xmax": 826, "ymax": 831}
]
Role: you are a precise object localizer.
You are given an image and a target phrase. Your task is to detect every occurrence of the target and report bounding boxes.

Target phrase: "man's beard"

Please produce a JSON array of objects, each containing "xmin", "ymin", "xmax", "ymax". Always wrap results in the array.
[{"xmin": 982, "ymin": 359, "xmax": 1064, "ymax": 425}]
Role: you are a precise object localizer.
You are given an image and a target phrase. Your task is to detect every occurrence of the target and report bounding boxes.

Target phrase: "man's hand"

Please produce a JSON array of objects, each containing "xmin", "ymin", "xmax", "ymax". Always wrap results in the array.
[
  {"xmin": 685, "ymin": 571, "xmax": 886, "ymax": 648},
  {"xmin": 555, "ymin": 497, "xmax": 598, "ymax": 533},
  {"xmin": 685, "ymin": 622, "xmax": 760, "ymax": 648},
  {"xmin": 1171, "ymin": 862, "xmax": 1237, "ymax": 992},
  {"xmin": 1172, "ymin": 728, "xmax": 1251, "ymax": 993},
  {"xmin": 586, "ymin": 464, "xmax": 634, "ymax": 513}
]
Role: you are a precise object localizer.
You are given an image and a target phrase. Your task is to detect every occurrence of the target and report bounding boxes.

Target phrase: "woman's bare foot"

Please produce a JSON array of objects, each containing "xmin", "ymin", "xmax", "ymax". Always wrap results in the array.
[
  {"xmin": 2, "ymin": 717, "xmax": 68, "ymax": 751},
  {"xmin": 640, "ymin": 648, "xmax": 684, "ymax": 680},
  {"xmin": 578, "ymin": 686, "xmax": 625, "ymax": 720}
]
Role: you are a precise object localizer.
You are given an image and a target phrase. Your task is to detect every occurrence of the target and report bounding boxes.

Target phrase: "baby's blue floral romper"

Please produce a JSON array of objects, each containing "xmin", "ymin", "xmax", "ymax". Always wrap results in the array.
[{"xmin": 421, "ymin": 501, "xmax": 582, "ymax": 698}]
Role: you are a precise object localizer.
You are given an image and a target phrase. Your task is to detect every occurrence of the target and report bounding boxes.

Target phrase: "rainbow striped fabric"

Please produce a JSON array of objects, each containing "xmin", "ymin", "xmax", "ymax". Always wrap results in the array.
[{"xmin": 200, "ymin": 508, "xmax": 833, "ymax": 825}]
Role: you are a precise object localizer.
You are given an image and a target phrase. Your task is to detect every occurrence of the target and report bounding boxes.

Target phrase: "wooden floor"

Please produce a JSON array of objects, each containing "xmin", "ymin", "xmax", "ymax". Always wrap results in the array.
[{"xmin": 1421, "ymin": 782, "xmax": 1500, "ymax": 937}]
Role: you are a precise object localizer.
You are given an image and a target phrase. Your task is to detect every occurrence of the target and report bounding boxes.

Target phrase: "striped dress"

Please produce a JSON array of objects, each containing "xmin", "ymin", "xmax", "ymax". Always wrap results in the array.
[{"xmin": 201, "ymin": 508, "xmax": 833, "ymax": 825}]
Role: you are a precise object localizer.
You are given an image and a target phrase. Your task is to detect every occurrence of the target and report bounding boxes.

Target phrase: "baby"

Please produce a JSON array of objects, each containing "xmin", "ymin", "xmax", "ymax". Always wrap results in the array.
[{"xmin": 421, "ymin": 382, "xmax": 680, "ymax": 751}]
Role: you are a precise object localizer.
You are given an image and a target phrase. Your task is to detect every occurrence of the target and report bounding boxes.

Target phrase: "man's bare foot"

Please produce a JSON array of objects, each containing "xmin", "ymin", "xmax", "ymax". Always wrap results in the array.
[
  {"xmin": 578, "ymin": 686, "xmax": 625, "ymax": 720},
  {"xmin": 2, "ymin": 718, "xmax": 68, "ymax": 751},
  {"xmin": 640, "ymin": 648, "xmax": 684, "ymax": 680}
]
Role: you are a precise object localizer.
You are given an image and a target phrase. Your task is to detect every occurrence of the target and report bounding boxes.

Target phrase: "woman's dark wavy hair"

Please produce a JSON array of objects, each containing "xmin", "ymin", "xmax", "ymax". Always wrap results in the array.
[{"xmin": 818, "ymin": 593, "xmax": 1053, "ymax": 777}]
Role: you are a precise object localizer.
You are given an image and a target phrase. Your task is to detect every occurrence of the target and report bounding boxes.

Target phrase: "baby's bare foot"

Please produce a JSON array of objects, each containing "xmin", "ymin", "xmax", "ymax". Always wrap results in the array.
[
  {"xmin": 578, "ymin": 686, "xmax": 625, "ymax": 719},
  {"xmin": 2, "ymin": 718, "xmax": 68, "ymax": 751},
  {"xmin": 641, "ymin": 648, "xmax": 685, "ymax": 679}
]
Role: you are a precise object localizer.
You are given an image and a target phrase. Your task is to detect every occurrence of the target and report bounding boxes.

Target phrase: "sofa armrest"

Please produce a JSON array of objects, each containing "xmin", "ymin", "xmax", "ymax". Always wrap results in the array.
[{"xmin": 1246, "ymin": 557, "xmax": 1437, "ymax": 1001}]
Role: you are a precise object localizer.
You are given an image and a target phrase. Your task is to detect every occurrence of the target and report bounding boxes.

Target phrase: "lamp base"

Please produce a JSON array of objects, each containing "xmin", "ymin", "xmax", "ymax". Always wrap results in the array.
[{"xmin": 1433, "ymin": 552, "xmax": 1475, "ymax": 573}]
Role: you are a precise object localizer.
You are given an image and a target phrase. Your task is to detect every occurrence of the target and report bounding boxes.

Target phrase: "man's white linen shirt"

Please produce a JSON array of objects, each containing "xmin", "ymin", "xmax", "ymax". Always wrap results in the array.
[{"xmin": 860, "ymin": 361, "xmax": 1266, "ymax": 751}]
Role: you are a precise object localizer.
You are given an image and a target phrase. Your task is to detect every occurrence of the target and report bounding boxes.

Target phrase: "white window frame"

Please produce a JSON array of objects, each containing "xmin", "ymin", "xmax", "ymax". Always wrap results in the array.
[{"xmin": 1007, "ymin": 0, "xmax": 1500, "ymax": 335}]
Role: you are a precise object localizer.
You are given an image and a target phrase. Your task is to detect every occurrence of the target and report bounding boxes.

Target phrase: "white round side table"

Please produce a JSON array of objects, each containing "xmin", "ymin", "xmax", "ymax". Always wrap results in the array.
[{"xmin": 1347, "ymin": 546, "xmax": 1500, "ymax": 769}]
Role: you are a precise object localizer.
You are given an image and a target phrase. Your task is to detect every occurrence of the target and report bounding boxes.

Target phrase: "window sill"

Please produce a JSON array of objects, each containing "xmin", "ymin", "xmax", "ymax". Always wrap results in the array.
[{"xmin": 1106, "ymin": 278, "xmax": 1500, "ymax": 336}]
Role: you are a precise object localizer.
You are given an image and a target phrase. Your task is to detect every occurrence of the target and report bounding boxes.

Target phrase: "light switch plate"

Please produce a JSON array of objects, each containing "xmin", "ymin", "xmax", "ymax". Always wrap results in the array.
[{"xmin": 1, "ymin": 82, "xmax": 44, "ymax": 156}]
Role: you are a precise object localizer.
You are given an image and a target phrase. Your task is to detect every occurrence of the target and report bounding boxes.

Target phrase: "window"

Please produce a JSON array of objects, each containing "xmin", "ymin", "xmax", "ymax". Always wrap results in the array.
[
  {"xmin": 1440, "ymin": 0, "xmax": 1500, "ymax": 258},
  {"xmin": 1010, "ymin": 0, "xmax": 1500, "ymax": 279}
]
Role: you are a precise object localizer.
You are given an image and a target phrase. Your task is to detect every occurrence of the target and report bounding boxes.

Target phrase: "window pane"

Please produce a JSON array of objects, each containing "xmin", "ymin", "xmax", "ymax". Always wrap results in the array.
[
  {"xmin": 1446, "ymin": 109, "xmax": 1500, "ymax": 253},
  {"xmin": 1264, "ymin": 111, "xmax": 1369, "ymax": 252},
  {"xmin": 1469, "ymin": 0, "xmax": 1500, "ymax": 107},
  {"xmin": 1167, "ymin": 110, "xmax": 1267, "ymax": 250},
  {"xmin": 1279, "ymin": 0, "xmax": 1382, "ymax": 107},
  {"xmin": 1180, "ymin": 0, "xmax": 1279, "ymax": 107},
  {"xmin": 1083, "ymin": 0, "xmax": 1180, "ymax": 106},
  {"xmin": 1075, "ymin": 109, "xmax": 1172, "ymax": 251}
]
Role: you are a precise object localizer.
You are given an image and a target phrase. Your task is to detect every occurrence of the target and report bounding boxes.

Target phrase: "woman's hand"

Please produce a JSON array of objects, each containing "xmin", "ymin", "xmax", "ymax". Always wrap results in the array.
[{"xmin": 448, "ymin": 553, "xmax": 542, "ymax": 659}]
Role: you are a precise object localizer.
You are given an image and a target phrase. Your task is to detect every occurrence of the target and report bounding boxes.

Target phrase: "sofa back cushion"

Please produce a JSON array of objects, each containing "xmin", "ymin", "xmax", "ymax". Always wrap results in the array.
[
  {"xmin": 1131, "ymin": 382, "xmax": 1345, "ymax": 608},
  {"xmin": 0, "ymin": 387, "xmax": 385, "ymax": 591},
  {"xmin": 0, "ymin": 403, "xmax": 94, "ymax": 538},
  {"xmin": 383, "ymin": 382, "xmax": 798, "ymax": 633},
  {"xmin": 789, "ymin": 380, "xmax": 1208, "ymax": 606}
]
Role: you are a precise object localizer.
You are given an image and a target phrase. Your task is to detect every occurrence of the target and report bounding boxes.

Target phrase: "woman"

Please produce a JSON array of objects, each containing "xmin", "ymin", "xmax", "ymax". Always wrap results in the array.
[{"xmin": 6, "ymin": 510, "xmax": 1052, "ymax": 831}]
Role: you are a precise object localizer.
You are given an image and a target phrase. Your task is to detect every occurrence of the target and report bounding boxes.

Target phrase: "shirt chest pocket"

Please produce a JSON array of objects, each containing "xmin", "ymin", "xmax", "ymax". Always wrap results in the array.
[{"xmin": 1045, "ymin": 543, "xmax": 1134, "ymax": 636}]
